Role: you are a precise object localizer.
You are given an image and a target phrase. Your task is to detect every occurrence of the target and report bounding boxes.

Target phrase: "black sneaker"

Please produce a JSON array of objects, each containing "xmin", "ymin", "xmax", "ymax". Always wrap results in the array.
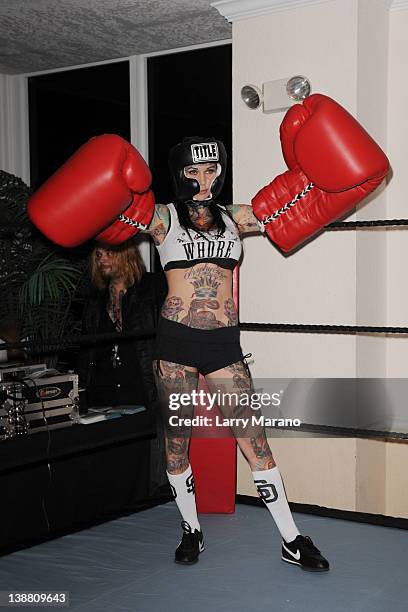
[
  {"xmin": 282, "ymin": 535, "xmax": 330, "ymax": 571},
  {"xmin": 175, "ymin": 521, "xmax": 205, "ymax": 565}
]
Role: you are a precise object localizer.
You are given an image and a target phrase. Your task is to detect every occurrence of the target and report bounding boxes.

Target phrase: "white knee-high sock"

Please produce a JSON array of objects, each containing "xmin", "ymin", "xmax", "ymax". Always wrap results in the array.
[
  {"xmin": 252, "ymin": 466, "xmax": 300, "ymax": 543},
  {"xmin": 167, "ymin": 465, "xmax": 201, "ymax": 532}
]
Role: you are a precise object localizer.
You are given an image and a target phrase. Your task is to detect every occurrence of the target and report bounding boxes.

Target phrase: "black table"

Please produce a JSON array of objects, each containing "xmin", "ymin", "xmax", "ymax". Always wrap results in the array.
[{"xmin": 0, "ymin": 410, "xmax": 157, "ymax": 554}]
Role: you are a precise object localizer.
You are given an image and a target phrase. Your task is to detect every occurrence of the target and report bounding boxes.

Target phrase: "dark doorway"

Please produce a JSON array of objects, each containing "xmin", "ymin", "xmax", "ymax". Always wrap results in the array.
[
  {"xmin": 27, "ymin": 61, "xmax": 131, "ymax": 372},
  {"xmin": 28, "ymin": 61, "xmax": 130, "ymax": 189}
]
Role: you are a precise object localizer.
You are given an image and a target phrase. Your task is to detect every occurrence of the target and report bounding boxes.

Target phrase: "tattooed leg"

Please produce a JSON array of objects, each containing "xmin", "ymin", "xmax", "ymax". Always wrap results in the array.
[
  {"xmin": 249, "ymin": 434, "xmax": 276, "ymax": 471},
  {"xmin": 207, "ymin": 360, "xmax": 299, "ymax": 542},
  {"xmin": 165, "ymin": 437, "xmax": 190, "ymax": 474},
  {"xmin": 206, "ymin": 359, "xmax": 276, "ymax": 470},
  {"xmin": 154, "ymin": 359, "xmax": 198, "ymax": 475},
  {"xmin": 154, "ymin": 360, "xmax": 202, "ymax": 535}
]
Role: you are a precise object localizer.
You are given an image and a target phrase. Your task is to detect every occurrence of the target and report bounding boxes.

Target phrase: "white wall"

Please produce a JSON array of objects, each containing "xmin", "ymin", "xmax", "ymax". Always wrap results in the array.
[
  {"xmin": 356, "ymin": 0, "xmax": 389, "ymax": 377},
  {"xmin": 234, "ymin": 0, "xmax": 359, "ymax": 380},
  {"xmin": 386, "ymin": 6, "xmax": 408, "ymax": 376},
  {"xmin": 238, "ymin": 435, "xmax": 408, "ymax": 518},
  {"xmin": 226, "ymin": 0, "xmax": 408, "ymax": 517},
  {"xmin": 0, "ymin": 74, "xmax": 30, "ymax": 183}
]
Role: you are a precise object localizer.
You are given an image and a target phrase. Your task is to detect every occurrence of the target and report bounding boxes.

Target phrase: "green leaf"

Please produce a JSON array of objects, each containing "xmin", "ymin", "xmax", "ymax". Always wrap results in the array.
[{"xmin": 19, "ymin": 254, "xmax": 81, "ymax": 307}]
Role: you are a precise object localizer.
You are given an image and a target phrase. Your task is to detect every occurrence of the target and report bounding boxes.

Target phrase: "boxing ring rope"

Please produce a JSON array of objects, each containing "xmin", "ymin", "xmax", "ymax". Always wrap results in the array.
[
  {"xmin": 327, "ymin": 218, "xmax": 408, "ymax": 228},
  {"xmin": 2, "ymin": 328, "xmax": 408, "ymax": 441},
  {"xmin": 4, "ymin": 217, "xmax": 408, "ymax": 233},
  {"xmin": 239, "ymin": 323, "xmax": 408, "ymax": 334},
  {"xmin": 2, "ymin": 322, "xmax": 408, "ymax": 355},
  {"xmin": 237, "ymin": 217, "xmax": 408, "ymax": 332},
  {"xmin": 2, "ymin": 216, "xmax": 407, "ymax": 444},
  {"xmin": 3, "ymin": 330, "xmax": 408, "ymax": 444},
  {"xmin": 0, "ymin": 329, "xmax": 157, "ymax": 354}
]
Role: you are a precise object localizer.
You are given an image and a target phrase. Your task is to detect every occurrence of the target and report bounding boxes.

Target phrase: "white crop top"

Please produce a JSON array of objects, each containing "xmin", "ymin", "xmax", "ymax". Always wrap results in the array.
[{"xmin": 156, "ymin": 203, "xmax": 242, "ymax": 271}]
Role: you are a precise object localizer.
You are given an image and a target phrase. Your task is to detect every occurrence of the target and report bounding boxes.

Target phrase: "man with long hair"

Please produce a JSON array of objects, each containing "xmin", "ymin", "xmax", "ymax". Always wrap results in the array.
[{"xmin": 79, "ymin": 238, "xmax": 167, "ymax": 492}]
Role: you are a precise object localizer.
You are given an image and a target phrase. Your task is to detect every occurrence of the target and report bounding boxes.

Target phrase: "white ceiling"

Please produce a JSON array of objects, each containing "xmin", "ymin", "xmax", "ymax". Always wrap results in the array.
[{"xmin": 1, "ymin": 0, "xmax": 231, "ymax": 75}]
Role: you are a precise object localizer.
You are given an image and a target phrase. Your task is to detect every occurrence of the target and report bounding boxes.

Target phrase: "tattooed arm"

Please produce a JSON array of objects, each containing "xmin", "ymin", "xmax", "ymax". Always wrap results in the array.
[
  {"xmin": 142, "ymin": 204, "xmax": 170, "ymax": 245},
  {"xmin": 225, "ymin": 204, "xmax": 263, "ymax": 236}
]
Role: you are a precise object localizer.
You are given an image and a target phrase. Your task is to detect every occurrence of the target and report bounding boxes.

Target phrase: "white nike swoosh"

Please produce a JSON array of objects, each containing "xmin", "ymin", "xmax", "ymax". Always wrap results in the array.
[{"xmin": 282, "ymin": 542, "xmax": 301, "ymax": 561}]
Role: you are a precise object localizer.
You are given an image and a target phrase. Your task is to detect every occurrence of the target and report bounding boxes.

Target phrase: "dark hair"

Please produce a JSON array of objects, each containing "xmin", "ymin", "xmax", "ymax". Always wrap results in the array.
[
  {"xmin": 90, "ymin": 238, "xmax": 145, "ymax": 289},
  {"xmin": 174, "ymin": 200, "xmax": 235, "ymax": 239}
]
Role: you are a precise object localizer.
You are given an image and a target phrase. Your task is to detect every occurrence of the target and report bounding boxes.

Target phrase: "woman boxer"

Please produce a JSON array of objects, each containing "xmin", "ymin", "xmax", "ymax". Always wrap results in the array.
[
  {"xmin": 144, "ymin": 136, "xmax": 329, "ymax": 571},
  {"xmin": 27, "ymin": 99, "xmax": 389, "ymax": 572}
]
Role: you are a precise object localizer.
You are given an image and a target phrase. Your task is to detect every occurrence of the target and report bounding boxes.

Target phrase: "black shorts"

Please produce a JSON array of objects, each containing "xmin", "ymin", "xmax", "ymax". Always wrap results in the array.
[{"xmin": 155, "ymin": 316, "xmax": 244, "ymax": 375}]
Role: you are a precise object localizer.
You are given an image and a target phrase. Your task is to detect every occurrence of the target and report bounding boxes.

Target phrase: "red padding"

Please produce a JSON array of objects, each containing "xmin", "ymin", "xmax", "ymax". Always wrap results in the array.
[
  {"xmin": 190, "ymin": 437, "xmax": 236, "ymax": 513},
  {"xmin": 189, "ymin": 375, "xmax": 237, "ymax": 513}
]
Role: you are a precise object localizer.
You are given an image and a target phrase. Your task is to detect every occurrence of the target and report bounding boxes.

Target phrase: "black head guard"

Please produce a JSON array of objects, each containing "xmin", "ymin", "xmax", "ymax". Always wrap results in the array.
[{"xmin": 168, "ymin": 136, "xmax": 227, "ymax": 203}]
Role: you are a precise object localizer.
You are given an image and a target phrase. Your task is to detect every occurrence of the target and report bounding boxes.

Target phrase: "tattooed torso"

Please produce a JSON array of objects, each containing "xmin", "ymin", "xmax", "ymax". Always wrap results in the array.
[
  {"xmin": 162, "ymin": 262, "xmax": 238, "ymax": 329},
  {"xmin": 145, "ymin": 203, "xmax": 249, "ymax": 330}
]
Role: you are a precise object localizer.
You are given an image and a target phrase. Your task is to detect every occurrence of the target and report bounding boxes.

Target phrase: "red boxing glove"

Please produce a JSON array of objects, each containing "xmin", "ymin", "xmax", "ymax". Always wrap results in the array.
[
  {"xmin": 252, "ymin": 94, "xmax": 390, "ymax": 252},
  {"xmin": 96, "ymin": 190, "xmax": 155, "ymax": 244},
  {"xmin": 28, "ymin": 134, "xmax": 154, "ymax": 247}
]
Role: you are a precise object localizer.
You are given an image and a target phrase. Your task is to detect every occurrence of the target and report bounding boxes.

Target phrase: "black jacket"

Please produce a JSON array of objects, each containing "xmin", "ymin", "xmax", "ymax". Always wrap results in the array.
[{"xmin": 78, "ymin": 272, "xmax": 167, "ymax": 408}]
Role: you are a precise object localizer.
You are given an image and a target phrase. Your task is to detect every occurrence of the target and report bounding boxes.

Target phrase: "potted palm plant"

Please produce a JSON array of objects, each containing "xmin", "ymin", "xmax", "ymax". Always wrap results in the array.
[{"xmin": 0, "ymin": 170, "xmax": 83, "ymax": 367}]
